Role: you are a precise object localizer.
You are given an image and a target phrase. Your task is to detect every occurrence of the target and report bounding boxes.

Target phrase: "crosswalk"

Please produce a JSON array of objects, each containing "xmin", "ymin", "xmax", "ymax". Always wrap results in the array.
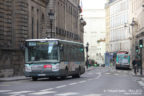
[
  {"xmin": 0, "ymin": 90, "xmax": 78, "ymax": 96},
  {"xmin": 0, "ymin": 90, "xmax": 104, "ymax": 96}
]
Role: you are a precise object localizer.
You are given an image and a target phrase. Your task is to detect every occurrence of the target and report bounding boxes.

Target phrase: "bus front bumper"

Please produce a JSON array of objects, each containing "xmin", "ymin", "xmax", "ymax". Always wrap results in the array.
[
  {"xmin": 116, "ymin": 64, "xmax": 130, "ymax": 68},
  {"xmin": 24, "ymin": 70, "xmax": 66, "ymax": 77}
]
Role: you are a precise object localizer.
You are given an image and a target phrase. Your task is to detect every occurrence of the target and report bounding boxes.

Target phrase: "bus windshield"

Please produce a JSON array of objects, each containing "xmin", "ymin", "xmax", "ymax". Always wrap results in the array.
[{"xmin": 25, "ymin": 41, "xmax": 58, "ymax": 62}]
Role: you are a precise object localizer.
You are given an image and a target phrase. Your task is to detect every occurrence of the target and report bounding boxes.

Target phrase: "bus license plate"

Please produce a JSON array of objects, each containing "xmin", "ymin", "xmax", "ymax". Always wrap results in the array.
[{"xmin": 38, "ymin": 74, "xmax": 46, "ymax": 76}]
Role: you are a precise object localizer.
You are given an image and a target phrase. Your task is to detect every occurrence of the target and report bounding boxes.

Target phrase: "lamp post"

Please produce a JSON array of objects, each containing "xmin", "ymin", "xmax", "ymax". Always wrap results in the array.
[
  {"xmin": 86, "ymin": 42, "xmax": 89, "ymax": 68},
  {"xmin": 80, "ymin": 16, "xmax": 86, "ymax": 26},
  {"xmin": 139, "ymin": 39, "xmax": 143, "ymax": 75},
  {"xmin": 130, "ymin": 18, "xmax": 137, "ymax": 61},
  {"xmin": 48, "ymin": 10, "xmax": 54, "ymax": 38}
]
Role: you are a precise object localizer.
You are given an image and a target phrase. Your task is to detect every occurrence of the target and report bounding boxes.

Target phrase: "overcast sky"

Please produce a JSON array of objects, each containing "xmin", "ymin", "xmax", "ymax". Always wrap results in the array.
[{"xmin": 82, "ymin": 0, "xmax": 106, "ymax": 9}]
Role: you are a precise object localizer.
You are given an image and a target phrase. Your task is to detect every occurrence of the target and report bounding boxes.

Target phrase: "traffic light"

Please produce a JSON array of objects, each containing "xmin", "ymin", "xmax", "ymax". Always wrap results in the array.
[
  {"xmin": 139, "ymin": 39, "xmax": 143, "ymax": 48},
  {"xmin": 135, "ymin": 46, "xmax": 139, "ymax": 53}
]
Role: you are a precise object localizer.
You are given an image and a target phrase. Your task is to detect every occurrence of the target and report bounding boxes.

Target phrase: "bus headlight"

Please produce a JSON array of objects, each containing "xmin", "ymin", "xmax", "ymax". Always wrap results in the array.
[
  {"xmin": 52, "ymin": 64, "xmax": 59, "ymax": 71},
  {"xmin": 25, "ymin": 64, "xmax": 32, "ymax": 72}
]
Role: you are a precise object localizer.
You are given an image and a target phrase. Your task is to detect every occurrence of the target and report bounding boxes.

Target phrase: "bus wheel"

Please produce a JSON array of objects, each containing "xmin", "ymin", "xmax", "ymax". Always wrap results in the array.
[
  {"xmin": 49, "ymin": 76, "xmax": 57, "ymax": 80},
  {"xmin": 76, "ymin": 71, "xmax": 81, "ymax": 78},
  {"xmin": 32, "ymin": 77, "xmax": 38, "ymax": 81},
  {"xmin": 60, "ymin": 68, "xmax": 68, "ymax": 80},
  {"xmin": 65, "ymin": 68, "xmax": 68, "ymax": 77},
  {"xmin": 72, "ymin": 68, "xmax": 81, "ymax": 78},
  {"xmin": 60, "ymin": 76, "xmax": 66, "ymax": 80}
]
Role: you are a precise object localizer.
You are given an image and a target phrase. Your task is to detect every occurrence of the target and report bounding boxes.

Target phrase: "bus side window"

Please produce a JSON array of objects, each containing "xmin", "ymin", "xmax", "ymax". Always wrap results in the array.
[
  {"xmin": 60, "ymin": 44, "xmax": 64, "ymax": 51},
  {"xmin": 60, "ymin": 44, "xmax": 64, "ymax": 61}
]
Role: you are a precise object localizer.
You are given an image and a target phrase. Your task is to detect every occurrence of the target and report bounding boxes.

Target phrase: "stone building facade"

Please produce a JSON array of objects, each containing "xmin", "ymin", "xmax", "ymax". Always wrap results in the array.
[
  {"xmin": 105, "ymin": 0, "xmax": 131, "ymax": 66},
  {"xmin": 130, "ymin": 0, "xmax": 144, "ymax": 69},
  {"xmin": 109, "ymin": 0, "xmax": 130, "ymax": 53},
  {"xmin": 105, "ymin": 0, "xmax": 144, "ymax": 68},
  {"xmin": 0, "ymin": 0, "xmax": 84, "ymax": 77},
  {"xmin": 0, "ymin": 0, "xmax": 48, "ymax": 77},
  {"xmin": 46, "ymin": 0, "xmax": 84, "ymax": 42},
  {"xmin": 105, "ymin": 0, "xmax": 111, "ymax": 53}
]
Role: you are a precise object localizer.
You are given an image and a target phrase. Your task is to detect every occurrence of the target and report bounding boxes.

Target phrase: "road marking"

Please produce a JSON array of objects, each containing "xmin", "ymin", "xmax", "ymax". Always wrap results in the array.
[
  {"xmin": 69, "ymin": 82, "xmax": 78, "ymax": 85},
  {"xmin": 78, "ymin": 80, "xmax": 87, "ymax": 83},
  {"xmin": 117, "ymin": 71, "xmax": 121, "ymax": 73},
  {"xmin": 40, "ymin": 88, "xmax": 54, "ymax": 91},
  {"xmin": 94, "ymin": 74, "xmax": 101, "ymax": 80},
  {"xmin": 29, "ymin": 91, "xmax": 56, "ymax": 95},
  {"xmin": 138, "ymin": 81, "xmax": 144, "ymax": 87},
  {"xmin": 114, "ymin": 74, "xmax": 119, "ymax": 76},
  {"xmin": 17, "ymin": 95, "xmax": 25, "ymax": 96},
  {"xmin": 6, "ymin": 91, "xmax": 33, "ymax": 95},
  {"xmin": 84, "ymin": 94, "xmax": 102, "ymax": 96},
  {"xmin": 56, "ymin": 92, "xmax": 79, "ymax": 96},
  {"xmin": 0, "ymin": 90, "xmax": 12, "ymax": 92},
  {"xmin": 56, "ymin": 85, "xmax": 67, "ymax": 88},
  {"xmin": 105, "ymin": 73, "xmax": 110, "ymax": 75}
]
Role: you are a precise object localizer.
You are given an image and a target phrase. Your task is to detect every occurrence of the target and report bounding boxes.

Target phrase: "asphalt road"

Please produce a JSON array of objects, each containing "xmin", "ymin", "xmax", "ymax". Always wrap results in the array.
[{"xmin": 0, "ymin": 67, "xmax": 144, "ymax": 96}]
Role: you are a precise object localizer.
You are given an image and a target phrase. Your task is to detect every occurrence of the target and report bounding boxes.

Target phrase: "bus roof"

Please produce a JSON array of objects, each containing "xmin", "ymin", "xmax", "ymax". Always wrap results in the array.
[{"xmin": 25, "ymin": 38, "xmax": 83, "ymax": 45}]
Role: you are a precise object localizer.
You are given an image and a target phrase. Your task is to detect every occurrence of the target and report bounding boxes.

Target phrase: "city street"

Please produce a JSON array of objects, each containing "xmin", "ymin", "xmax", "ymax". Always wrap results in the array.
[{"xmin": 0, "ymin": 67, "xmax": 144, "ymax": 96}]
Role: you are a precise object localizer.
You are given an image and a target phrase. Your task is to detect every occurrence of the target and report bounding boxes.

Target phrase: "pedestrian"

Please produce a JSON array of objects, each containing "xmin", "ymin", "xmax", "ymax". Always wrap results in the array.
[
  {"xmin": 132, "ymin": 57, "xmax": 140, "ymax": 75},
  {"xmin": 113, "ymin": 58, "xmax": 116, "ymax": 66},
  {"xmin": 86, "ymin": 59, "xmax": 89, "ymax": 69}
]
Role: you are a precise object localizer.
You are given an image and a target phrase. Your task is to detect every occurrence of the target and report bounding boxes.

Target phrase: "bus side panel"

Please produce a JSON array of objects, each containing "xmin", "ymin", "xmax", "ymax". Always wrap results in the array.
[
  {"xmin": 59, "ymin": 61, "xmax": 85, "ymax": 76},
  {"xmin": 59, "ymin": 62, "xmax": 67, "ymax": 76}
]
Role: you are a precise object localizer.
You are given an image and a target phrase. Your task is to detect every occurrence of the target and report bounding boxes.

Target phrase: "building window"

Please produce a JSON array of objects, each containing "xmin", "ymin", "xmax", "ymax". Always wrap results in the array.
[
  {"xmin": 32, "ymin": 17, "xmax": 34, "ymax": 39},
  {"xmin": 37, "ymin": 19, "xmax": 39, "ymax": 39},
  {"xmin": 37, "ymin": 9, "xmax": 39, "ymax": 39},
  {"xmin": 31, "ymin": 6, "xmax": 34, "ymax": 39}
]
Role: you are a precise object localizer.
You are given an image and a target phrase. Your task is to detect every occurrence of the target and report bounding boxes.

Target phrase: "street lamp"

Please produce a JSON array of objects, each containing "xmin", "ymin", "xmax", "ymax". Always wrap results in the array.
[
  {"xmin": 130, "ymin": 18, "xmax": 137, "ymax": 60},
  {"xmin": 48, "ymin": 10, "xmax": 55, "ymax": 38},
  {"xmin": 86, "ymin": 42, "xmax": 89, "ymax": 68},
  {"xmin": 130, "ymin": 18, "xmax": 137, "ymax": 26},
  {"xmin": 86, "ymin": 42, "xmax": 89, "ymax": 53},
  {"xmin": 80, "ymin": 15, "xmax": 86, "ymax": 26},
  {"xmin": 139, "ymin": 39, "xmax": 143, "ymax": 75}
]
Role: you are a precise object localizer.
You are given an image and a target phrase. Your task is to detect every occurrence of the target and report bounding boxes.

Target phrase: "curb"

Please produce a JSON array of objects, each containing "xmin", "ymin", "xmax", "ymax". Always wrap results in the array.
[{"xmin": 0, "ymin": 77, "xmax": 31, "ymax": 82}]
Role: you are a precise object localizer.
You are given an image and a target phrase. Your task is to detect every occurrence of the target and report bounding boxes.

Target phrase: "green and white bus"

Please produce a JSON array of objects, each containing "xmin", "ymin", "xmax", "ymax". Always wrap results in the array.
[
  {"xmin": 116, "ymin": 51, "xmax": 130, "ymax": 69},
  {"xmin": 24, "ymin": 39, "xmax": 85, "ymax": 81}
]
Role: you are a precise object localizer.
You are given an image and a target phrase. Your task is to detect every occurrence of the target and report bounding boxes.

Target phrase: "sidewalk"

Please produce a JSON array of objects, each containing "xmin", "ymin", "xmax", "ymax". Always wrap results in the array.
[
  {"xmin": 137, "ymin": 77, "xmax": 144, "ymax": 87},
  {"xmin": 0, "ymin": 67, "xmax": 96, "ymax": 82},
  {"xmin": 132, "ymin": 70, "xmax": 144, "ymax": 87}
]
